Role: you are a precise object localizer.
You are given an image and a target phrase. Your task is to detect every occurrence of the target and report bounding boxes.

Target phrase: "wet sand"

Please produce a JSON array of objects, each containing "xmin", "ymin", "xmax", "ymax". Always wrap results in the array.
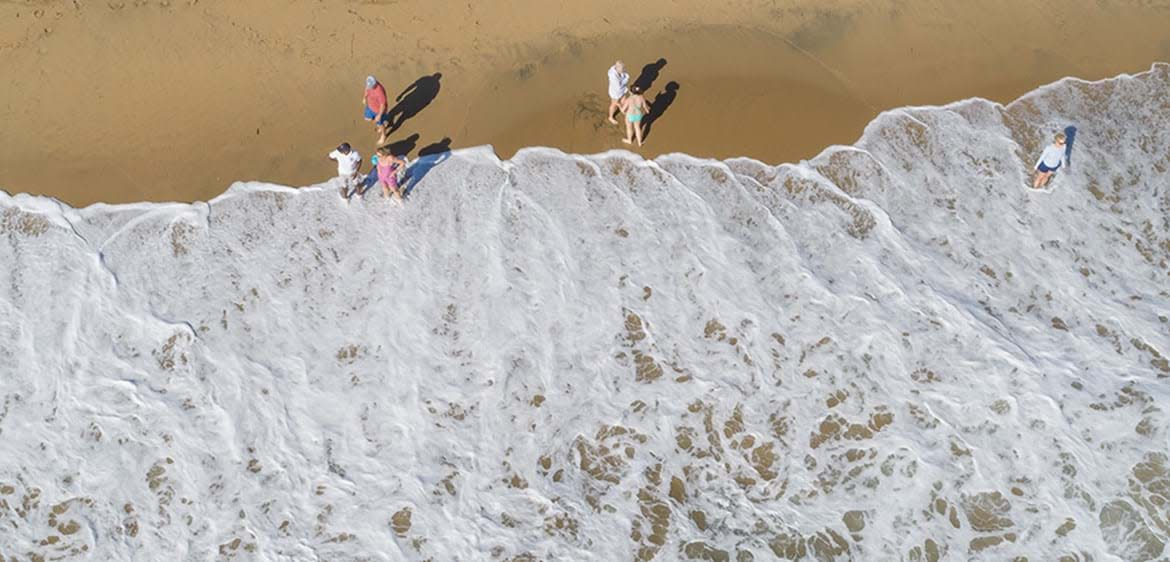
[{"xmin": 1, "ymin": 0, "xmax": 1169, "ymax": 207}]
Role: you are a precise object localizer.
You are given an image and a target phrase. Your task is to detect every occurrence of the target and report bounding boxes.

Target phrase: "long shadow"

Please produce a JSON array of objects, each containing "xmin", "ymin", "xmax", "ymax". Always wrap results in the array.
[
  {"xmin": 382, "ymin": 133, "xmax": 419, "ymax": 157},
  {"xmin": 633, "ymin": 58, "xmax": 667, "ymax": 92},
  {"xmin": 418, "ymin": 137, "xmax": 453, "ymax": 158},
  {"xmin": 403, "ymin": 137, "xmax": 453, "ymax": 197},
  {"xmin": 1063, "ymin": 125, "xmax": 1078, "ymax": 169},
  {"xmin": 643, "ymin": 81, "xmax": 680, "ymax": 141},
  {"xmin": 358, "ymin": 165, "xmax": 381, "ymax": 195},
  {"xmin": 359, "ymin": 167, "xmax": 379, "ymax": 195},
  {"xmin": 385, "ymin": 73, "xmax": 443, "ymax": 135}
]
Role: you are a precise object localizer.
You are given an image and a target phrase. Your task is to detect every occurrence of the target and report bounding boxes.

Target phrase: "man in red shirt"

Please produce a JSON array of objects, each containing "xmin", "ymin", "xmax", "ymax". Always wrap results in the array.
[{"xmin": 363, "ymin": 75, "xmax": 389, "ymax": 140}]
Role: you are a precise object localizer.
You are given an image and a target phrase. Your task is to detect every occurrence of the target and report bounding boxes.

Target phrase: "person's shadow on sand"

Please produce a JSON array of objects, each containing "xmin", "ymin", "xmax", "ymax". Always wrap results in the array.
[
  {"xmin": 633, "ymin": 58, "xmax": 667, "ymax": 92},
  {"xmin": 404, "ymin": 137, "xmax": 453, "ymax": 196},
  {"xmin": 383, "ymin": 133, "xmax": 419, "ymax": 156},
  {"xmin": 385, "ymin": 73, "xmax": 442, "ymax": 135},
  {"xmin": 644, "ymin": 81, "xmax": 679, "ymax": 141},
  {"xmin": 418, "ymin": 137, "xmax": 453, "ymax": 157}
]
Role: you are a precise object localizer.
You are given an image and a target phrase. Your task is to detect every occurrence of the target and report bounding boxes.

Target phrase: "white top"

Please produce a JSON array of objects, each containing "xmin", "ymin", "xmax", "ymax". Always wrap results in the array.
[
  {"xmin": 329, "ymin": 149, "xmax": 362, "ymax": 176},
  {"xmin": 1035, "ymin": 145, "xmax": 1066, "ymax": 169},
  {"xmin": 607, "ymin": 65, "xmax": 629, "ymax": 100}
]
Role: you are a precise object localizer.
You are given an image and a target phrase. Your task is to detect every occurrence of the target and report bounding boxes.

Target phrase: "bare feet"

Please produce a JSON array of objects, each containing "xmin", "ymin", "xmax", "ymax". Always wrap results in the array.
[
  {"xmin": 621, "ymin": 138, "xmax": 632, "ymax": 145},
  {"xmin": 608, "ymin": 117, "xmax": 619, "ymax": 125}
]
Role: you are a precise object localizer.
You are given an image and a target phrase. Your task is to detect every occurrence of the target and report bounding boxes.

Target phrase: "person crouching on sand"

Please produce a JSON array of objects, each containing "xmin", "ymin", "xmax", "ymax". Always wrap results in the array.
[
  {"xmin": 363, "ymin": 75, "xmax": 390, "ymax": 141},
  {"xmin": 607, "ymin": 60, "xmax": 629, "ymax": 125},
  {"xmin": 621, "ymin": 86, "xmax": 650, "ymax": 147},
  {"xmin": 328, "ymin": 142, "xmax": 362, "ymax": 199},
  {"xmin": 375, "ymin": 146, "xmax": 408, "ymax": 201},
  {"xmin": 1033, "ymin": 132, "xmax": 1067, "ymax": 189}
]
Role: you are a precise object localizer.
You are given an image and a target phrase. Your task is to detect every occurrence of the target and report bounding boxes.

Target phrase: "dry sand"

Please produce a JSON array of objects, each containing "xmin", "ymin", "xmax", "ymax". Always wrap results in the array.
[{"xmin": 1, "ymin": 0, "xmax": 1169, "ymax": 206}]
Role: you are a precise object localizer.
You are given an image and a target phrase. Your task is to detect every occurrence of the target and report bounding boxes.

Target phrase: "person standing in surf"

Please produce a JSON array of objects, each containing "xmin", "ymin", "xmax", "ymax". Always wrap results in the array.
[
  {"xmin": 1033, "ymin": 132, "xmax": 1068, "ymax": 189},
  {"xmin": 621, "ymin": 85, "xmax": 650, "ymax": 147},
  {"xmin": 607, "ymin": 61, "xmax": 630, "ymax": 125},
  {"xmin": 328, "ymin": 142, "xmax": 362, "ymax": 199},
  {"xmin": 375, "ymin": 146, "xmax": 409, "ymax": 201},
  {"xmin": 363, "ymin": 76, "xmax": 390, "ymax": 141}
]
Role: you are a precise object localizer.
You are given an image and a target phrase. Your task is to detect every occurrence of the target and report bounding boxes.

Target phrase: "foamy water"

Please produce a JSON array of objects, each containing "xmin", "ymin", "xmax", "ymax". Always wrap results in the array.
[{"xmin": 1, "ymin": 64, "xmax": 1169, "ymax": 561}]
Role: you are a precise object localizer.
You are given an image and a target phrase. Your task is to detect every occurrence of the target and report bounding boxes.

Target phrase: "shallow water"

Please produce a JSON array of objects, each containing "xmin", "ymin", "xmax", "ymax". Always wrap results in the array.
[
  {"xmin": 1, "ymin": 64, "xmax": 1169, "ymax": 560},
  {"xmin": 4, "ymin": 0, "xmax": 1170, "ymax": 206}
]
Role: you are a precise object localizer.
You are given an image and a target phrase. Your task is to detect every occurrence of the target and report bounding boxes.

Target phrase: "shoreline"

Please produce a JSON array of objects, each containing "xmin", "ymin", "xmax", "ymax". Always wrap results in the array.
[
  {"xmin": 2, "ymin": 1, "xmax": 1170, "ymax": 206},
  {"xmin": 4, "ymin": 62, "xmax": 1165, "ymax": 212}
]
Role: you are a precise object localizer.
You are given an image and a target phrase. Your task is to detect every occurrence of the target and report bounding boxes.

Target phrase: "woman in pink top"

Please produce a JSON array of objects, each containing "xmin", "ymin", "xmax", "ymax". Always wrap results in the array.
[{"xmin": 375, "ymin": 146, "xmax": 408, "ymax": 201}]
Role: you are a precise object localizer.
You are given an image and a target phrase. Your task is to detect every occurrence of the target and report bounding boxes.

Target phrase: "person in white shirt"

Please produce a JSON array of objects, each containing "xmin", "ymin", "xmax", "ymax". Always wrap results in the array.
[
  {"xmin": 1033, "ymin": 132, "xmax": 1067, "ymax": 189},
  {"xmin": 607, "ymin": 61, "xmax": 629, "ymax": 125},
  {"xmin": 329, "ymin": 142, "xmax": 363, "ymax": 199}
]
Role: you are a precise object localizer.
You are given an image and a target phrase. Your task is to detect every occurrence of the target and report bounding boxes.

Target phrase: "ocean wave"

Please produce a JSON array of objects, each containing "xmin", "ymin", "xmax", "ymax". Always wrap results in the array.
[{"xmin": 1, "ymin": 63, "xmax": 1168, "ymax": 560}]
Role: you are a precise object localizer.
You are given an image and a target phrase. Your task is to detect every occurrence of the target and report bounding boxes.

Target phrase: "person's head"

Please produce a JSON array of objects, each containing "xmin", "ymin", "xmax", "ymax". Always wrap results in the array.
[
  {"xmin": 366, "ymin": 75, "xmax": 377, "ymax": 89},
  {"xmin": 337, "ymin": 142, "xmax": 352, "ymax": 154},
  {"xmin": 630, "ymin": 85, "xmax": 643, "ymax": 96},
  {"xmin": 1055, "ymin": 132, "xmax": 1066, "ymax": 145},
  {"xmin": 614, "ymin": 60, "xmax": 624, "ymax": 72},
  {"xmin": 377, "ymin": 146, "xmax": 392, "ymax": 157}
]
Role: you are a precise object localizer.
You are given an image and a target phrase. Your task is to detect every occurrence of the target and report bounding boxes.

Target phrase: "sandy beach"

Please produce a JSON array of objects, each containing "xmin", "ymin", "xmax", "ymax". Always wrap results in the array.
[{"xmin": 1, "ymin": 0, "xmax": 1169, "ymax": 206}]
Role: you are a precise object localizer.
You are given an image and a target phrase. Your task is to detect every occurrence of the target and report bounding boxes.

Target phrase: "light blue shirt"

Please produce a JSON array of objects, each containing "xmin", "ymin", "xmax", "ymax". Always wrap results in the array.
[{"xmin": 1036, "ymin": 144, "xmax": 1066, "ymax": 169}]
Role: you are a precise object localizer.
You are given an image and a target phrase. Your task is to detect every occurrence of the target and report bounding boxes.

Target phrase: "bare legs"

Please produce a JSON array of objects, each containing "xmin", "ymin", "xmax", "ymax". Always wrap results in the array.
[
  {"xmin": 368, "ymin": 113, "xmax": 389, "ymax": 144},
  {"xmin": 381, "ymin": 180, "xmax": 404, "ymax": 201},
  {"xmin": 340, "ymin": 173, "xmax": 361, "ymax": 200},
  {"xmin": 376, "ymin": 117, "xmax": 392, "ymax": 146},
  {"xmin": 1033, "ymin": 170, "xmax": 1054, "ymax": 189},
  {"xmin": 622, "ymin": 119, "xmax": 644, "ymax": 147},
  {"xmin": 608, "ymin": 98, "xmax": 622, "ymax": 125}
]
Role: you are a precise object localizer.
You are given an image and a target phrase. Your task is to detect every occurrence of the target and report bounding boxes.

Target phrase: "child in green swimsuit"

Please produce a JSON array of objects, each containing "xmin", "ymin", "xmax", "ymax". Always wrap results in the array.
[{"xmin": 621, "ymin": 85, "xmax": 650, "ymax": 147}]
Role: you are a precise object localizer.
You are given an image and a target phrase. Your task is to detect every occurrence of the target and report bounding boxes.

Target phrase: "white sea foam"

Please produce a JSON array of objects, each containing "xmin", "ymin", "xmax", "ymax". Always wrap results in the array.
[{"xmin": 1, "ymin": 64, "xmax": 1169, "ymax": 561}]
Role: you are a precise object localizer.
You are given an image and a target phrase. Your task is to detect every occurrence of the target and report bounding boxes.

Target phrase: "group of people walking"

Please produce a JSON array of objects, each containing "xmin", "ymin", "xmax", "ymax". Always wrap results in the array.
[
  {"xmin": 328, "ymin": 75, "xmax": 411, "ymax": 202},
  {"xmin": 327, "ymin": 65, "xmax": 1072, "ymax": 203},
  {"xmin": 607, "ymin": 60, "xmax": 652, "ymax": 147},
  {"xmin": 329, "ymin": 63, "xmax": 669, "ymax": 203}
]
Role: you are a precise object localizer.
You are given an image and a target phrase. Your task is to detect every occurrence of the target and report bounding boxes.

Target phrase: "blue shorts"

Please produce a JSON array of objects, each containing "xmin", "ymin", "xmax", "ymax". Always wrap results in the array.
[
  {"xmin": 364, "ymin": 106, "xmax": 389, "ymax": 127},
  {"xmin": 1037, "ymin": 162, "xmax": 1061, "ymax": 173}
]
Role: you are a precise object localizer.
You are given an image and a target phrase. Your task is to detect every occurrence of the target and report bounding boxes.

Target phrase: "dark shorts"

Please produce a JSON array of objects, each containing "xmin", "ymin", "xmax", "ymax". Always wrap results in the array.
[
  {"xmin": 1037, "ymin": 162, "xmax": 1061, "ymax": 173},
  {"xmin": 364, "ymin": 106, "xmax": 389, "ymax": 127}
]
